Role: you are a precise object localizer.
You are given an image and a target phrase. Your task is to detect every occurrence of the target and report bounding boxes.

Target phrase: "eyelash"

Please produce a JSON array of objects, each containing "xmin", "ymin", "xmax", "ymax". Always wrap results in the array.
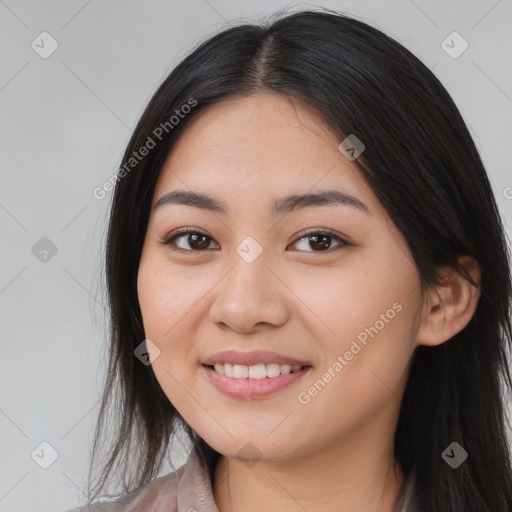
[{"xmin": 160, "ymin": 227, "xmax": 350, "ymax": 254}]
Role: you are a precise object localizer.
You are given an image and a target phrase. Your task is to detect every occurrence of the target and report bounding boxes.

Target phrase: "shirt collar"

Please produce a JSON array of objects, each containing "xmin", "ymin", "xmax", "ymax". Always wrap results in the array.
[{"xmin": 177, "ymin": 448, "xmax": 219, "ymax": 511}]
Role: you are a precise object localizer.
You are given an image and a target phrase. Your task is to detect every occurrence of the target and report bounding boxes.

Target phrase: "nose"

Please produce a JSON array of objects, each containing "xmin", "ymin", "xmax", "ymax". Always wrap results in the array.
[{"xmin": 207, "ymin": 247, "xmax": 290, "ymax": 333}]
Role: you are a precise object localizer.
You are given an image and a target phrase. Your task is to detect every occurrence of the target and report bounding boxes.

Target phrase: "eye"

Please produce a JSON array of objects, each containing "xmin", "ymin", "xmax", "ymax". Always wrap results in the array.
[
  {"xmin": 161, "ymin": 228, "xmax": 219, "ymax": 252},
  {"xmin": 288, "ymin": 229, "xmax": 349, "ymax": 253},
  {"xmin": 160, "ymin": 228, "xmax": 350, "ymax": 253}
]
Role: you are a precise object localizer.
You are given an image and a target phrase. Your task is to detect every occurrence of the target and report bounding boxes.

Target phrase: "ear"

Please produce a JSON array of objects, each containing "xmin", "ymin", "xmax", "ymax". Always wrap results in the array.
[{"xmin": 416, "ymin": 255, "xmax": 481, "ymax": 347}]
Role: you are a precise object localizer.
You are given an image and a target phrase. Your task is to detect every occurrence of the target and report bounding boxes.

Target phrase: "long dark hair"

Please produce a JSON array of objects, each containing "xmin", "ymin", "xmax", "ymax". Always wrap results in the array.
[{"xmin": 87, "ymin": 8, "xmax": 512, "ymax": 511}]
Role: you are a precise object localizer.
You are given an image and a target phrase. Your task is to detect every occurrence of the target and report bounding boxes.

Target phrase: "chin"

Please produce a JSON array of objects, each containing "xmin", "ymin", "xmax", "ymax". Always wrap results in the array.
[{"xmin": 209, "ymin": 436, "xmax": 296, "ymax": 462}]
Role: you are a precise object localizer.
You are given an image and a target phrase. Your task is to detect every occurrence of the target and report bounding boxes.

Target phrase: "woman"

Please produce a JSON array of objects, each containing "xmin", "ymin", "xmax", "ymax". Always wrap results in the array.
[{"xmin": 68, "ymin": 9, "xmax": 512, "ymax": 512}]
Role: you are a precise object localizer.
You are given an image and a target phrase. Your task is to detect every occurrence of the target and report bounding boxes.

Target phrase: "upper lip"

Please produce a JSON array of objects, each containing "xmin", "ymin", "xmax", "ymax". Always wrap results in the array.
[{"xmin": 202, "ymin": 350, "xmax": 311, "ymax": 367}]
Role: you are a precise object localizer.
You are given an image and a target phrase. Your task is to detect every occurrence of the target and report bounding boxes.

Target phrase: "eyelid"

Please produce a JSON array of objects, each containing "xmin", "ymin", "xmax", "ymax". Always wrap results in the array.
[
  {"xmin": 164, "ymin": 226, "xmax": 210, "ymax": 239},
  {"xmin": 291, "ymin": 227, "xmax": 347, "ymax": 243}
]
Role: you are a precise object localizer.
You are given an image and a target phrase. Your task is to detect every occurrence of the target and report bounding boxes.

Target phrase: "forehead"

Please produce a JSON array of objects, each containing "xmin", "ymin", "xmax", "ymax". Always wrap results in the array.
[{"xmin": 152, "ymin": 92, "xmax": 381, "ymax": 216}]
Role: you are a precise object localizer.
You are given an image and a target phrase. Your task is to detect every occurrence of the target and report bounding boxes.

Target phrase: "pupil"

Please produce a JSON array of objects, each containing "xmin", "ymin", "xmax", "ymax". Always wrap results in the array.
[
  {"xmin": 310, "ymin": 234, "xmax": 330, "ymax": 251},
  {"xmin": 190, "ymin": 234, "xmax": 209, "ymax": 250}
]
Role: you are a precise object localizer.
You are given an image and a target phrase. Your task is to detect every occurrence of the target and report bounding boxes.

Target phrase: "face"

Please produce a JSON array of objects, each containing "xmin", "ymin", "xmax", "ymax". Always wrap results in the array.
[{"xmin": 137, "ymin": 92, "xmax": 424, "ymax": 462}]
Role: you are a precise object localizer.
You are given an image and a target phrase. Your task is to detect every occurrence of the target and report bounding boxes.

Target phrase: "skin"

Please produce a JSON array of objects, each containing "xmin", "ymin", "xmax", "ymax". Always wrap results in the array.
[{"xmin": 137, "ymin": 92, "xmax": 481, "ymax": 512}]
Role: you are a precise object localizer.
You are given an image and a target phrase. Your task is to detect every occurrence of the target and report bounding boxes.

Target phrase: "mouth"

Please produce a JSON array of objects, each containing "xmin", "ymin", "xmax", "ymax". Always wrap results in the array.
[
  {"xmin": 202, "ymin": 363, "xmax": 312, "ymax": 379},
  {"xmin": 202, "ymin": 363, "xmax": 313, "ymax": 399}
]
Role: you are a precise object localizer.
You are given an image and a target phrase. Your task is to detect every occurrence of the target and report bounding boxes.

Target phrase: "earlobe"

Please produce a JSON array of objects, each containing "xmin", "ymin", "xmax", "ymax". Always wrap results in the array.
[{"xmin": 416, "ymin": 255, "xmax": 481, "ymax": 347}]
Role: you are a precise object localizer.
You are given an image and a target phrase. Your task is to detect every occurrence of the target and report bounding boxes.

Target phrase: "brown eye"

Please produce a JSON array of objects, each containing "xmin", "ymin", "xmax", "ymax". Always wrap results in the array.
[
  {"xmin": 162, "ymin": 230, "xmax": 218, "ymax": 252},
  {"xmin": 289, "ymin": 231, "xmax": 348, "ymax": 252},
  {"xmin": 161, "ymin": 228, "xmax": 349, "ymax": 254}
]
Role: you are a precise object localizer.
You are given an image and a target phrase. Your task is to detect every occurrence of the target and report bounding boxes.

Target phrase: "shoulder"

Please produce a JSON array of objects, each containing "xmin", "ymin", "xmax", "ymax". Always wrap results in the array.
[
  {"xmin": 63, "ymin": 465, "xmax": 183, "ymax": 512},
  {"xmin": 63, "ymin": 448, "xmax": 218, "ymax": 512}
]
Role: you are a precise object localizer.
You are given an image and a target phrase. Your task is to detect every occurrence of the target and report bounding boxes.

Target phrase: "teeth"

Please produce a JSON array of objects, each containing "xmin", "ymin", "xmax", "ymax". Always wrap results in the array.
[{"xmin": 212, "ymin": 363, "xmax": 303, "ymax": 379}]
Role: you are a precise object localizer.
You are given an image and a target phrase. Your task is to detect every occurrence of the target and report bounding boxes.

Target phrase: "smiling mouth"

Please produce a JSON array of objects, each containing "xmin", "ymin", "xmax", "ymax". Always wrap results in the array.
[{"xmin": 203, "ymin": 363, "xmax": 312, "ymax": 379}]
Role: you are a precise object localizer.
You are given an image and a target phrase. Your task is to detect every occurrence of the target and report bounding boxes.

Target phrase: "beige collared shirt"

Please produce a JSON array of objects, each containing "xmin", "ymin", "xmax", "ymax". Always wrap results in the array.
[{"xmin": 67, "ymin": 448, "xmax": 419, "ymax": 511}]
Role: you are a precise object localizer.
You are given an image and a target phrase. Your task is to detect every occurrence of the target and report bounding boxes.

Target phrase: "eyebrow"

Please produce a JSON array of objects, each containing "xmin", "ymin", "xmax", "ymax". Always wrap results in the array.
[{"xmin": 153, "ymin": 189, "xmax": 371, "ymax": 216}]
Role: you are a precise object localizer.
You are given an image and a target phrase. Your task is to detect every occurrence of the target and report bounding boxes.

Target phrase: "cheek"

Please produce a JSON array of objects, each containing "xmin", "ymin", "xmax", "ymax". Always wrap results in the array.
[
  {"xmin": 294, "ymin": 272, "xmax": 415, "ymax": 435},
  {"xmin": 289, "ymin": 259, "xmax": 404, "ymax": 345},
  {"xmin": 289, "ymin": 249, "xmax": 418, "ymax": 387},
  {"xmin": 136, "ymin": 256, "xmax": 203, "ymax": 413},
  {"xmin": 137, "ymin": 254, "xmax": 204, "ymax": 339},
  {"xmin": 137, "ymin": 260, "xmax": 170, "ymax": 338}
]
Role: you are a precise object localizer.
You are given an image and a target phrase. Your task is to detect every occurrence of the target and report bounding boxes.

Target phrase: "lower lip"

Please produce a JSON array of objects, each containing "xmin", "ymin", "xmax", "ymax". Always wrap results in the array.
[{"xmin": 202, "ymin": 364, "xmax": 312, "ymax": 399}]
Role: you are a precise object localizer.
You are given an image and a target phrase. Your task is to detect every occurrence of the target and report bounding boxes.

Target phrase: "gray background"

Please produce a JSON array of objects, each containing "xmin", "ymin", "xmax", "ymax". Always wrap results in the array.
[{"xmin": 1, "ymin": 1, "xmax": 511, "ymax": 511}]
